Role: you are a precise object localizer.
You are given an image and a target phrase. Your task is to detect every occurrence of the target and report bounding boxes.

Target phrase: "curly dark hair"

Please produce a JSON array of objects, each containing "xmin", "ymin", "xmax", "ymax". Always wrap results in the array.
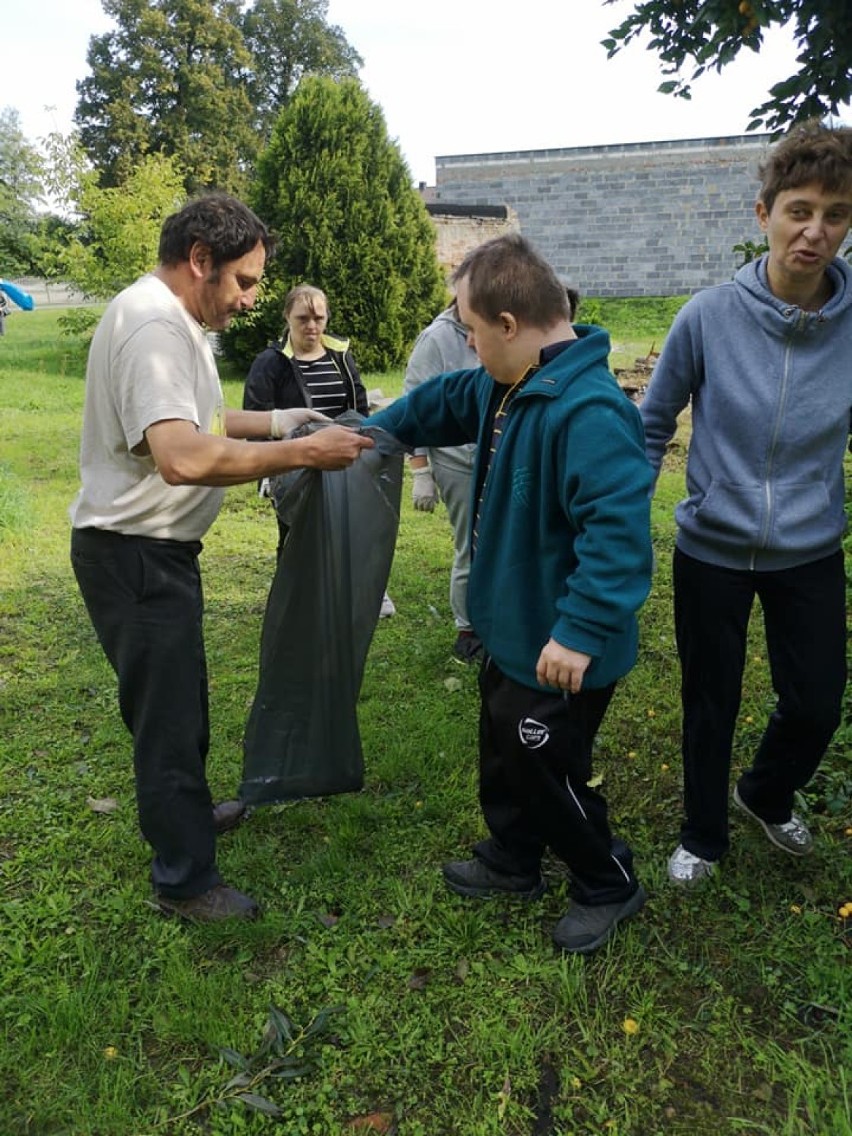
[{"xmin": 158, "ymin": 192, "xmax": 276, "ymax": 269}]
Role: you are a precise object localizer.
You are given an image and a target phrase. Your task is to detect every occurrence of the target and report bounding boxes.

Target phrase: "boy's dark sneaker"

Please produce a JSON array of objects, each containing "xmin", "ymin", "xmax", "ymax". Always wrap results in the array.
[
  {"xmin": 213, "ymin": 798, "xmax": 247, "ymax": 834},
  {"xmin": 452, "ymin": 630, "xmax": 483, "ymax": 663},
  {"xmin": 552, "ymin": 885, "xmax": 646, "ymax": 954},
  {"xmin": 442, "ymin": 858, "xmax": 546, "ymax": 900},
  {"xmin": 156, "ymin": 884, "xmax": 259, "ymax": 922}
]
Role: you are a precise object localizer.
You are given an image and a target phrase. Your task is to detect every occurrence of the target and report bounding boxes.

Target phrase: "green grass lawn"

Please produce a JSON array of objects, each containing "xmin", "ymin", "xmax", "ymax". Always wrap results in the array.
[{"xmin": 0, "ymin": 307, "xmax": 849, "ymax": 1136}]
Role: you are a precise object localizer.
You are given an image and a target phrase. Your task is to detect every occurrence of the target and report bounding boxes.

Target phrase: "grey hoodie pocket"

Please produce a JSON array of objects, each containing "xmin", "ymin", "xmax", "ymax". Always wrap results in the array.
[
  {"xmin": 678, "ymin": 480, "xmax": 763, "ymax": 548},
  {"xmin": 678, "ymin": 478, "xmax": 837, "ymax": 554},
  {"xmin": 771, "ymin": 480, "xmax": 838, "ymax": 552}
]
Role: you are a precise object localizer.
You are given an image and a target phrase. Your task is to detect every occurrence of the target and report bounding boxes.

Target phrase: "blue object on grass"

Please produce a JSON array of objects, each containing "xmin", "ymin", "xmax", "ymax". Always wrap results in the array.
[{"xmin": 0, "ymin": 279, "xmax": 35, "ymax": 310}]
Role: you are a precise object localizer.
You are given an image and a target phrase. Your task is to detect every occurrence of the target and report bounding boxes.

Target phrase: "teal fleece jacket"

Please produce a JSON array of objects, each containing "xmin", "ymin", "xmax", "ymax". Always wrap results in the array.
[{"xmin": 369, "ymin": 325, "xmax": 654, "ymax": 691}]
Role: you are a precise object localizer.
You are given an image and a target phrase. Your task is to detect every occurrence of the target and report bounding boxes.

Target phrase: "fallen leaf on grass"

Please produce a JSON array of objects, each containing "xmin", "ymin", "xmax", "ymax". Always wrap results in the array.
[
  {"xmin": 496, "ymin": 1075, "xmax": 511, "ymax": 1120},
  {"xmin": 346, "ymin": 1112, "xmax": 395, "ymax": 1132},
  {"xmin": 236, "ymin": 1091, "xmax": 282, "ymax": 1117},
  {"xmin": 87, "ymin": 796, "xmax": 119, "ymax": 814}
]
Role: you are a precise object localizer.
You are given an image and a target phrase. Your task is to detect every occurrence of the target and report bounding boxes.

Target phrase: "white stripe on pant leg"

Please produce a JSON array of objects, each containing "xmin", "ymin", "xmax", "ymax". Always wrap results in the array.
[{"xmin": 565, "ymin": 774, "xmax": 632, "ymax": 884}]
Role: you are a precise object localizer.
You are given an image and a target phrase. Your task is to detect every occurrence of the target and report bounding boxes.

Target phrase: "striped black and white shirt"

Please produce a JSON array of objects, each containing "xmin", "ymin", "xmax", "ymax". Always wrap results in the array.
[{"xmin": 296, "ymin": 354, "xmax": 349, "ymax": 418}]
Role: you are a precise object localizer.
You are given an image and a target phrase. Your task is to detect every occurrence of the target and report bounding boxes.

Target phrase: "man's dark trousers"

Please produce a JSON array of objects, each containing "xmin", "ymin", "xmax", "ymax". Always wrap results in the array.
[
  {"xmin": 71, "ymin": 527, "xmax": 221, "ymax": 899},
  {"xmin": 474, "ymin": 657, "xmax": 638, "ymax": 906}
]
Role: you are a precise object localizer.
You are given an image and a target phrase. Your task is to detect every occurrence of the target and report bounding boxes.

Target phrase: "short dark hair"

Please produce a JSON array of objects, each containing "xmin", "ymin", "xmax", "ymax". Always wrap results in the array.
[
  {"xmin": 758, "ymin": 119, "xmax": 852, "ymax": 214},
  {"xmin": 452, "ymin": 233, "xmax": 570, "ymax": 328},
  {"xmin": 158, "ymin": 192, "xmax": 276, "ymax": 269}
]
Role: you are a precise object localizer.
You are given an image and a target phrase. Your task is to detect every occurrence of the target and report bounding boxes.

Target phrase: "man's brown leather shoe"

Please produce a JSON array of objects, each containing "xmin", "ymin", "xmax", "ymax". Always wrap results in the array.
[
  {"xmin": 156, "ymin": 884, "xmax": 259, "ymax": 922},
  {"xmin": 213, "ymin": 798, "xmax": 247, "ymax": 834}
]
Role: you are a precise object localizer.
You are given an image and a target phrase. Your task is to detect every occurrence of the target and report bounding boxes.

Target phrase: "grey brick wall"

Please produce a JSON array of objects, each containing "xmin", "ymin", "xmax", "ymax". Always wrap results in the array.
[{"xmin": 433, "ymin": 135, "xmax": 772, "ymax": 297}]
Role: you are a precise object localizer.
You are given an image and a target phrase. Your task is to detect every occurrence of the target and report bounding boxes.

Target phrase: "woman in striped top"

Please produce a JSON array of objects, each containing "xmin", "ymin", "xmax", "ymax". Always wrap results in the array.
[{"xmin": 243, "ymin": 284, "xmax": 396, "ymax": 615}]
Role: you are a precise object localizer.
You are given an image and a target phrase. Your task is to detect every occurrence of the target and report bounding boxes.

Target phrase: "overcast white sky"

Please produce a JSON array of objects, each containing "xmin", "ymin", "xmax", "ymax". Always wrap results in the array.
[{"xmin": 4, "ymin": 0, "xmax": 844, "ymax": 186}]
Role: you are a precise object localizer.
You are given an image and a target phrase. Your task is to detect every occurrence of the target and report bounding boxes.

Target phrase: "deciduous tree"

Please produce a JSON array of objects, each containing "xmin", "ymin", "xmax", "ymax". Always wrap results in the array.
[
  {"xmin": 74, "ymin": 0, "xmax": 363, "ymax": 196},
  {"xmin": 603, "ymin": 0, "xmax": 852, "ymax": 133},
  {"xmin": 46, "ymin": 151, "xmax": 185, "ymax": 299},
  {"xmin": 241, "ymin": 0, "xmax": 362, "ymax": 139},
  {"xmin": 75, "ymin": 0, "xmax": 257, "ymax": 194},
  {"xmin": 0, "ymin": 107, "xmax": 45, "ymax": 275}
]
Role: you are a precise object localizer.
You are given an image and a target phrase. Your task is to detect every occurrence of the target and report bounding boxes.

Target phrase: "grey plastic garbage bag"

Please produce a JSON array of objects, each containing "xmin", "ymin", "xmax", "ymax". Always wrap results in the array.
[{"xmin": 240, "ymin": 416, "xmax": 408, "ymax": 805}]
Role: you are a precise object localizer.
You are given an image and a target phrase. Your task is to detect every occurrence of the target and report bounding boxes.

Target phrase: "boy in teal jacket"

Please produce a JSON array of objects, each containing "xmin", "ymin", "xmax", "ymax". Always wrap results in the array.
[{"xmin": 370, "ymin": 234, "xmax": 653, "ymax": 953}]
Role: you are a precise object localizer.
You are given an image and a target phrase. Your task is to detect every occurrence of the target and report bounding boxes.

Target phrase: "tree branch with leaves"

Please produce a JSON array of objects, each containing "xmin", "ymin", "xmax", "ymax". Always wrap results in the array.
[{"xmin": 603, "ymin": 0, "xmax": 852, "ymax": 134}]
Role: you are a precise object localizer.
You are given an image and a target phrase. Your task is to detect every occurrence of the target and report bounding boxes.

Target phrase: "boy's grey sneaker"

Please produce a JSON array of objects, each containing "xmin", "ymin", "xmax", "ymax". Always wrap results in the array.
[
  {"xmin": 442, "ymin": 858, "xmax": 546, "ymax": 900},
  {"xmin": 552, "ymin": 885, "xmax": 647, "ymax": 954},
  {"xmin": 733, "ymin": 785, "xmax": 812, "ymax": 856},
  {"xmin": 667, "ymin": 844, "xmax": 718, "ymax": 886}
]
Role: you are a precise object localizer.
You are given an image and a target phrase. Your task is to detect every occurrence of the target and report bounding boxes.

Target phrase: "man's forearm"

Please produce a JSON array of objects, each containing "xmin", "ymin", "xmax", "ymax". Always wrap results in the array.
[
  {"xmin": 225, "ymin": 408, "xmax": 274, "ymax": 439},
  {"xmin": 157, "ymin": 434, "xmax": 325, "ymax": 486},
  {"xmin": 146, "ymin": 420, "xmax": 369, "ymax": 486}
]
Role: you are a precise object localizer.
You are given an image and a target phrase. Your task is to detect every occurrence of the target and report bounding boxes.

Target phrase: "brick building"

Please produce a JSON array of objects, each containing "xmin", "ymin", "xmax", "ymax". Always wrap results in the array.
[{"xmin": 426, "ymin": 134, "xmax": 772, "ymax": 297}]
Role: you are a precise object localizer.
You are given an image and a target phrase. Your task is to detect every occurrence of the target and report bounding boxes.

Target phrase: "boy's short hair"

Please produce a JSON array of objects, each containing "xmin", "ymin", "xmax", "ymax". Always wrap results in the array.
[
  {"xmin": 758, "ymin": 119, "xmax": 852, "ymax": 214},
  {"xmin": 452, "ymin": 233, "xmax": 570, "ymax": 328},
  {"xmin": 159, "ymin": 192, "xmax": 276, "ymax": 269}
]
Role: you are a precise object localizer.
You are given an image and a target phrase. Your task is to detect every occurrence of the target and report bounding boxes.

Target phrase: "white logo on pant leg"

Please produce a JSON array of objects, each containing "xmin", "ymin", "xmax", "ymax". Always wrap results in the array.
[{"xmin": 518, "ymin": 717, "xmax": 549, "ymax": 748}]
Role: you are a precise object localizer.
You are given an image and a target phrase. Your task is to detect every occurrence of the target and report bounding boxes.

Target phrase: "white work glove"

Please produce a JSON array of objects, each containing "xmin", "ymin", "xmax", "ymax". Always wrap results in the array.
[
  {"xmin": 412, "ymin": 467, "xmax": 438, "ymax": 512},
  {"xmin": 270, "ymin": 407, "xmax": 332, "ymax": 438}
]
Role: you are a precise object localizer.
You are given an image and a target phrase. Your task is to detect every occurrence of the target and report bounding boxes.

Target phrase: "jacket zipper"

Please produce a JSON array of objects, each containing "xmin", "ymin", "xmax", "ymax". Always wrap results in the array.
[{"xmin": 751, "ymin": 311, "xmax": 802, "ymax": 568}]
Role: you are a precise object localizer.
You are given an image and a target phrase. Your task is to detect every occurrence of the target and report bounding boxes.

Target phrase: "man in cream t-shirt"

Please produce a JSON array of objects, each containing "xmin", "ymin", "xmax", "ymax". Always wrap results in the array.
[{"xmin": 70, "ymin": 193, "xmax": 373, "ymax": 922}]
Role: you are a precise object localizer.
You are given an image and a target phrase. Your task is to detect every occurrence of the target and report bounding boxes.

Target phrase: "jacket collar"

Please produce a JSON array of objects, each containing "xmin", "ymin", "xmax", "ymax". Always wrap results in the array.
[{"xmin": 280, "ymin": 331, "xmax": 350, "ymax": 358}]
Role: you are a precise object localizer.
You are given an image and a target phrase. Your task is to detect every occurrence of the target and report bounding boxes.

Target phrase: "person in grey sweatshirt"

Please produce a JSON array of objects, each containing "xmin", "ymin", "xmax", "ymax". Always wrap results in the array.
[
  {"xmin": 403, "ymin": 302, "xmax": 482, "ymax": 661},
  {"xmin": 640, "ymin": 119, "xmax": 852, "ymax": 886}
]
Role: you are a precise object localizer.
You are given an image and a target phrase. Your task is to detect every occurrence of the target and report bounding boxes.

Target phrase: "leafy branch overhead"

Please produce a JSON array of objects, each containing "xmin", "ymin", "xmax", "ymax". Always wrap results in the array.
[{"xmin": 602, "ymin": 0, "xmax": 852, "ymax": 134}]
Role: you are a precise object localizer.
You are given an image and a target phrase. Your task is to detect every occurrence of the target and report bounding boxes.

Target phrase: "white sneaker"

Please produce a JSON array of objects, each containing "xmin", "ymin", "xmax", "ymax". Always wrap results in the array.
[
  {"xmin": 733, "ymin": 786, "xmax": 812, "ymax": 856},
  {"xmin": 379, "ymin": 592, "xmax": 396, "ymax": 619},
  {"xmin": 667, "ymin": 844, "xmax": 717, "ymax": 886}
]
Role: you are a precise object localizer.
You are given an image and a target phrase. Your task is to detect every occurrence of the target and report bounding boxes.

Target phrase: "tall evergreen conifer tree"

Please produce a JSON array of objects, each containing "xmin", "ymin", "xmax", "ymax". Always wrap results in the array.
[{"xmin": 224, "ymin": 76, "xmax": 445, "ymax": 372}]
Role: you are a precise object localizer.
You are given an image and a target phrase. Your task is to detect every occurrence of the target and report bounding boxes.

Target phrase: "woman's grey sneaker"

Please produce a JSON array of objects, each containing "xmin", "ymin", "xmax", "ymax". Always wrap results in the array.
[
  {"xmin": 379, "ymin": 592, "xmax": 396, "ymax": 618},
  {"xmin": 733, "ymin": 785, "xmax": 812, "ymax": 855},
  {"xmin": 667, "ymin": 844, "xmax": 718, "ymax": 885},
  {"xmin": 552, "ymin": 886, "xmax": 647, "ymax": 954},
  {"xmin": 441, "ymin": 858, "xmax": 546, "ymax": 900}
]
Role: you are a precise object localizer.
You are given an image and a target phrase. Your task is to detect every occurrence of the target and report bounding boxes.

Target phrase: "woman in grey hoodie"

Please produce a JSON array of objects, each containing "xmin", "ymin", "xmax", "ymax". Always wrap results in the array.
[{"xmin": 640, "ymin": 119, "xmax": 852, "ymax": 885}]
